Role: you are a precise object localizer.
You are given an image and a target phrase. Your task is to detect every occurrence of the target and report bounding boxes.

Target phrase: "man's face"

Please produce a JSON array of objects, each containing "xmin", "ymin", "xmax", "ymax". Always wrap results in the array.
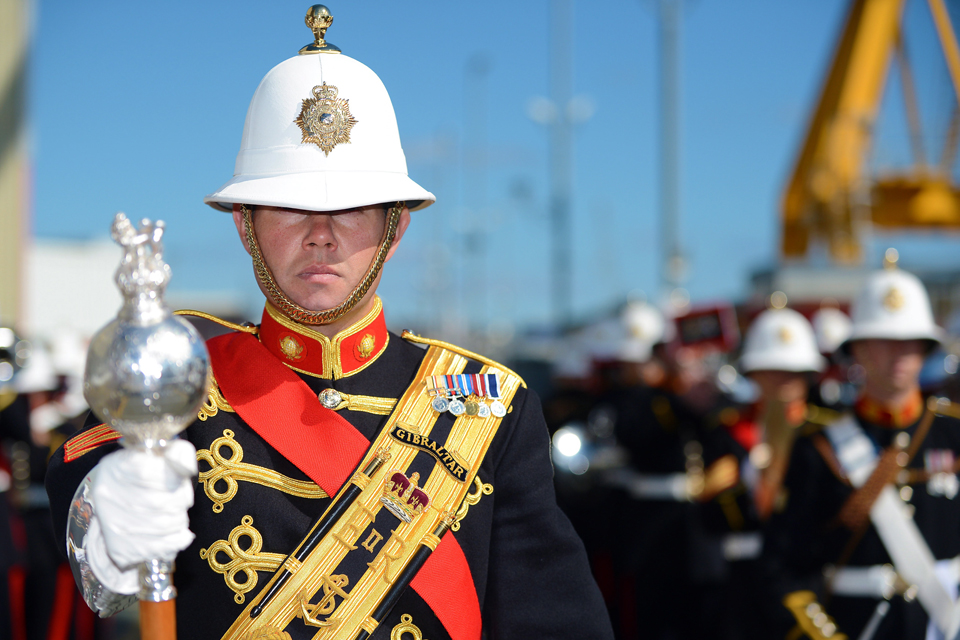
[
  {"xmin": 850, "ymin": 339, "xmax": 927, "ymax": 397},
  {"xmin": 749, "ymin": 370, "xmax": 808, "ymax": 405},
  {"xmin": 233, "ymin": 204, "xmax": 410, "ymax": 316}
]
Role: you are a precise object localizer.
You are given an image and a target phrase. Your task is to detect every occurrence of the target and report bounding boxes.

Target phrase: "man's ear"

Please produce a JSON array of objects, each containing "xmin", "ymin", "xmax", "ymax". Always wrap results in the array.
[
  {"xmin": 384, "ymin": 206, "xmax": 411, "ymax": 263},
  {"xmin": 232, "ymin": 204, "xmax": 252, "ymax": 256}
]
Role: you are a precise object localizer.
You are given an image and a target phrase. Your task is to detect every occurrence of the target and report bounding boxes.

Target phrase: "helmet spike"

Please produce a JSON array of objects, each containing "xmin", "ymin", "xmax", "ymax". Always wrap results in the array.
[
  {"xmin": 300, "ymin": 5, "xmax": 341, "ymax": 55},
  {"xmin": 883, "ymin": 247, "xmax": 900, "ymax": 270}
]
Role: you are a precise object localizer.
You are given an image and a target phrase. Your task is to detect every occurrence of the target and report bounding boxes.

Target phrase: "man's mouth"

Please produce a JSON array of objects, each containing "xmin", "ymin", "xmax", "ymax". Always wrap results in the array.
[{"xmin": 299, "ymin": 264, "xmax": 339, "ymax": 282}]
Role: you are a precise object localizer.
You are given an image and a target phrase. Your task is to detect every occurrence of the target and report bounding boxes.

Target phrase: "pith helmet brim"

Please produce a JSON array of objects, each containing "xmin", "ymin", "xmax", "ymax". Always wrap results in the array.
[
  {"xmin": 204, "ymin": 170, "xmax": 435, "ymax": 213},
  {"xmin": 839, "ymin": 326, "xmax": 945, "ymax": 355}
]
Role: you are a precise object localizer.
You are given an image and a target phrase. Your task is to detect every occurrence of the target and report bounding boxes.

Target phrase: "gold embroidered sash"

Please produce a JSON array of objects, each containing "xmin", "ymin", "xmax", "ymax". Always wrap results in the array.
[{"xmin": 220, "ymin": 345, "xmax": 522, "ymax": 640}]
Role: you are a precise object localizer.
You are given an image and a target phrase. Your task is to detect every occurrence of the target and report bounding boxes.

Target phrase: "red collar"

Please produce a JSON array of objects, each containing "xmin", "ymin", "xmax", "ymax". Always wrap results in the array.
[
  {"xmin": 855, "ymin": 390, "xmax": 923, "ymax": 428},
  {"xmin": 257, "ymin": 297, "xmax": 390, "ymax": 379}
]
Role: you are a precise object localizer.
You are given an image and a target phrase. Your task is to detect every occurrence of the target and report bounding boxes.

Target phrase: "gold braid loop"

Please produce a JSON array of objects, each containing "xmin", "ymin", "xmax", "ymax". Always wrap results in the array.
[{"xmin": 242, "ymin": 203, "xmax": 402, "ymax": 326}]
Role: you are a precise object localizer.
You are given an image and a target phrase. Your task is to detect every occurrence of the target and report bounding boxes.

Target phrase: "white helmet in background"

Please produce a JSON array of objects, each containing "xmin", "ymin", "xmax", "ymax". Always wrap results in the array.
[
  {"xmin": 552, "ymin": 341, "xmax": 592, "ymax": 380},
  {"xmin": 620, "ymin": 300, "xmax": 665, "ymax": 363},
  {"xmin": 204, "ymin": 6, "xmax": 434, "ymax": 213},
  {"xmin": 811, "ymin": 307, "xmax": 852, "ymax": 355},
  {"xmin": 845, "ymin": 266, "xmax": 943, "ymax": 349},
  {"xmin": 740, "ymin": 308, "xmax": 826, "ymax": 374},
  {"xmin": 15, "ymin": 344, "xmax": 58, "ymax": 394},
  {"xmin": 581, "ymin": 318, "xmax": 624, "ymax": 363}
]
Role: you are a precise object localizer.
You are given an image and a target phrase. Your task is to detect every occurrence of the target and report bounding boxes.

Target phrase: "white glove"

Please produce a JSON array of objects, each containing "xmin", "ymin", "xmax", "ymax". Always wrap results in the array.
[{"xmin": 85, "ymin": 439, "xmax": 198, "ymax": 594}]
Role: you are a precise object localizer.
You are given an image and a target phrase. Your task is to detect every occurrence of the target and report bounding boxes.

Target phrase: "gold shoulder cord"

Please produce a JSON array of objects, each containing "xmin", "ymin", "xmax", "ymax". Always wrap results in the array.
[
  {"xmin": 242, "ymin": 203, "xmax": 402, "ymax": 326},
  {"xmin": 400, "ymin": 330, "xmax": 527, "ymax": 389},
  {"xmin": 929, "ymin": 396, "xmax": 960, "ymax": 419},
  {"xmin": 174, "ymin": 309, "xmax": 259, "ymax": 334}
]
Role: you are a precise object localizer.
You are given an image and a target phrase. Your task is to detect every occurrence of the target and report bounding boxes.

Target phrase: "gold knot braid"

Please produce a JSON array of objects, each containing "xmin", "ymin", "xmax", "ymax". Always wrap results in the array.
[{"xmin": 241, "ymin": 203, "xmax": 402, "ymax": 326}]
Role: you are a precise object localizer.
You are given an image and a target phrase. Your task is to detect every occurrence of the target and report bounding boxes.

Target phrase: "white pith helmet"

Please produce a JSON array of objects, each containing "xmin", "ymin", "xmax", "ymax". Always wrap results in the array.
[
  {"xmin": 205, "ymin": 6, "xmax": 434, "ymax": 213},
  {"xmin": 15, "ymin": 344, "xmax": 58, "ymax": 394},
  {"xmin": 620, "ymin": 300, "xmax": 665, "ymax": 363},
  {"xmin": 582, "ymin": 318, "xmax": 623, "ymax": 362},
  {"xmin": 740, "ymin": 308, "xmax": 826, "ymax": 374},
  {"xmin": 844, "ymin": 261, "xmax": 943, "ymax": 349},
  {"xmin": 811, "ymin": 307, "xmax": 852, "ymax": 355}
]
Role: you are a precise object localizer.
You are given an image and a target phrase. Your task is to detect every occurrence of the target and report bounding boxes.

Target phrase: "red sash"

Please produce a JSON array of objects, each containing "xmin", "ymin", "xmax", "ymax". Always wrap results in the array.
[{"xmin": 206, "ymin": 332, "xmax": 482, "ymax": 640}]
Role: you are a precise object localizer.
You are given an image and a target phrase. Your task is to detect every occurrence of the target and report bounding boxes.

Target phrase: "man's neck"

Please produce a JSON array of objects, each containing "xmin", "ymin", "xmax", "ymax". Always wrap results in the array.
[{"xmin": 860, "ymin": 381, "xmax": 919, "ymax": 410}]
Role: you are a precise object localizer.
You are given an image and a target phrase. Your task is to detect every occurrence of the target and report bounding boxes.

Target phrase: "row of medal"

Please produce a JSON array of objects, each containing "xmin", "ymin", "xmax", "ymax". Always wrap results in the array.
[{"xmin": 427, "ymin": 373, "xmax": 507, "ymax": 418}]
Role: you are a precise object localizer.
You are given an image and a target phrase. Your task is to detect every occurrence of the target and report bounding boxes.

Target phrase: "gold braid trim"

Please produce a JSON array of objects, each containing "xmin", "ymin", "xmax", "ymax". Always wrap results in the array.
[
  {"xmin": 323, "ymin": 391, "xmax": 397, "ymax": 415},
  {"xmin": 200, "ymin": 515, "xmax": 286, "ymax": 604},
  {"xmin": 199, "ymin": 373, "xmax": 235, "ymax": 420},
  {"xmin": 400, "ymin": 330, "xmax": 527, "ymax": 389},
  {"xmin": 242, "ymin": 203, "xmax": 401, "ymax": 326},
  {"xmin": 451, "ymin": 476, "xmax": 493, "ymax": 532},
  {"xmin": 197, "ymin": 429, "xmax": 328, "ymax": 513},
  {"xmin": 174, "ymin": 309, "xmax": 258, "ymax": 334}
]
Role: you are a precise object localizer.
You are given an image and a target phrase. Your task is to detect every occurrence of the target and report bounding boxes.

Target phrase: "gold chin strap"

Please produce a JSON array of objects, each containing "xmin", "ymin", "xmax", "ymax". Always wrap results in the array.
[{"xmin": 241, "ymin": 202, "xmax": 402, "ymax": 326}]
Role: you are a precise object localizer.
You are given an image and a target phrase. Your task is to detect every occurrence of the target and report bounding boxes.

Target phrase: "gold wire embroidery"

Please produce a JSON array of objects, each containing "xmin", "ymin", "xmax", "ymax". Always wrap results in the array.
[
  {"xmin": 298, "ymin": 575, "xmax": 350, "ymax": 627},
  {"xmin": 236, "ymin": 627, "xmax": 291, "ymax": 640},
  {"xmin": 198, "ymin": 375, "xmax": 235, "ymax": 421},
  {"xmin": 451, "ymin": 477, "xmax": 494, "ymax": 532},
  {"xmin": 391, "ymin": 614, "xmax": 427, "ymax": 640},
  {"xmin": 197, "ymin": 430, "xmax": 327, "ymax": 513},
  {"xmin": 294, "ymin": 83, "xmax": 358, "ymax": 156},
  {"xmin": 200, "ymin": 516, "xmax": 286, "ymax": 604}
]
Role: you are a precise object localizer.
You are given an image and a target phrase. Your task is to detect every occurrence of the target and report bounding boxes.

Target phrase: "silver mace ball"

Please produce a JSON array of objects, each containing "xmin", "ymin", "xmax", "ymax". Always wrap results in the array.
[{"xmin": 83, "ymin": 212, "xmax": 209, "ymax": 601}]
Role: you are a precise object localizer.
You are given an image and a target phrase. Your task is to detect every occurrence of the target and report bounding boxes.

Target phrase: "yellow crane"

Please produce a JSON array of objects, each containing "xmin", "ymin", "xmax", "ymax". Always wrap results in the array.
[{"xmin": 781, "ymin": 0, "xmax": 960, "ymax": 264}]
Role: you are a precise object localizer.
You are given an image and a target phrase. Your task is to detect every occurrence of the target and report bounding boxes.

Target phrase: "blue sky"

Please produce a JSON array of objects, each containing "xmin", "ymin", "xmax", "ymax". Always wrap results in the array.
[{"xmin": 27, "ymin": 0, "xmax": 960, "ymax": 333}]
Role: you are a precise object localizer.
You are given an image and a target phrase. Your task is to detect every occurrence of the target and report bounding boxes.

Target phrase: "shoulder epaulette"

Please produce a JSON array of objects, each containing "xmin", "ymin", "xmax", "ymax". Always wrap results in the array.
[
  {"xmin": 782, "ymin": 591, "xmax": 847, "ymax": 640},
  {"xmin": 805, "ymin": 404, "xmax": 842, "ymax": 427},
  {"xmin": 173, "ymin": 309, "xmax": 259, "ymax": 335},
  {"xmin": 927, "ymin": 396, "xmax": 960, "ymax": 420},
  {"xmin": 198, "ymin": 370, "xmax": 235, "ymax": 421},
  {"xmin": 401, "ymin": 330, "xmax": 527, "ymax": 388},
  {"xmin": 63, "ymin": 424, "xmax": 121, "ymax": 463},
  {"xmin": 0, "ymin": 386, "xmax": 17, "ymax": 412}
]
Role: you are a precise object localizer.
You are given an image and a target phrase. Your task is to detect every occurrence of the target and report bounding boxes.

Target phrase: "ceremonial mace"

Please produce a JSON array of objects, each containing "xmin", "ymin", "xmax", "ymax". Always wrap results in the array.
[{"xmin": 84, "ymin": 213, "xmax": 210, "ymax": 640}]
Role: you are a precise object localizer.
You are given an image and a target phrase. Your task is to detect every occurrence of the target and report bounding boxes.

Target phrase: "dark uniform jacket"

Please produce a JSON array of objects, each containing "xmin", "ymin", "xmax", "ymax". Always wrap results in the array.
[
  {"xmin": 45, "ymin": 300, "xmax": 613, "ymax": 640},
  {"xmin": 763, "ymin": 393, "xmax": 960, "ymax": 640}
]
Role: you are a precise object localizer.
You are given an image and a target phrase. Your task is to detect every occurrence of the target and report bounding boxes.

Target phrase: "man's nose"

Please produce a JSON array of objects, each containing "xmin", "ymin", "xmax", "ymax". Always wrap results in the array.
[{"xmin": 303, "ymin": 214, "xmax": 336, "ymax": 248}]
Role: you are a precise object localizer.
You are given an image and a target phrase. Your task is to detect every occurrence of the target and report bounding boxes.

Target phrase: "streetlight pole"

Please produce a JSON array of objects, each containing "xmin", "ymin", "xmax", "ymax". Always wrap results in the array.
[{"xmin": 549, "ymin": 0, "xmax": 574, "ymax": 327}]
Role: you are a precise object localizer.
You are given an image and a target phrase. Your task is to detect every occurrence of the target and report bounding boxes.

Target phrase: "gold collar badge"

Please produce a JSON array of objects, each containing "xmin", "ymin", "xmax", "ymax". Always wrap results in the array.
[
  {"xmin": 280, "ymin": 335, "xmax": 305, "ymax": 361},
  {"xmin": 357, "ymin": 333, "xmax": 376, "ymax": 360},
  {"xmin": 295, "ymin": 83, "xmax": 358, "ymax": 156}
]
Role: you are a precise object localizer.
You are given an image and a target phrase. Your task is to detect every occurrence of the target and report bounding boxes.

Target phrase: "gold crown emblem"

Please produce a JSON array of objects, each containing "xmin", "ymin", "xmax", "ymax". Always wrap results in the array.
[
  {"xmin": 381, "ymin": 470, "xmax": 430, "ymax": 523},
  {"xmin": 294, "ymin": 83, "xmax": 358, "ymax": 156},
  {"xmin": 280, "ymin": 335, "xmax": 305, "ymax": 360},
  {"xmin": 778, "ymin": 327, "xmax": 793, "ymax": 343}
]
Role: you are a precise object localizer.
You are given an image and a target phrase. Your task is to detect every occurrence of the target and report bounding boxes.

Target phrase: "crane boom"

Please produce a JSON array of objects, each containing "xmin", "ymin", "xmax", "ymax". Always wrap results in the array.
[{"xmin": 781, "ymin": 0, "xmax": 960, "ymax": 264}]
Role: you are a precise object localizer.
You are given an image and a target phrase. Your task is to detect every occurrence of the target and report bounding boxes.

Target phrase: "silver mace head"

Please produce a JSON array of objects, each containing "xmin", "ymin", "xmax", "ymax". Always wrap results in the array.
[{"xmin": 83, "ymin": 212, "xmax": 210, "ymax": 451}]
